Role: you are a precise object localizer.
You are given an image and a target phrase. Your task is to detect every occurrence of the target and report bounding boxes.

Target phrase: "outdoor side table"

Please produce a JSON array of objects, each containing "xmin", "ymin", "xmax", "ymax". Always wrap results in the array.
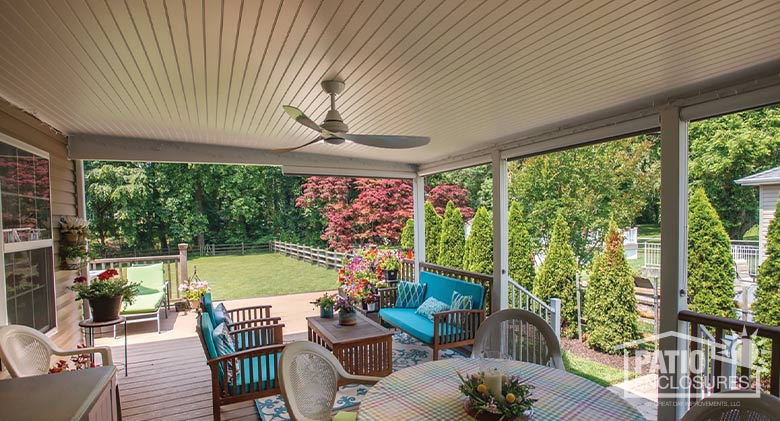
[
  {"xmin": 79, "ymin": 316, "xmax": 128, "ymax": 376},
  {"xmin": 307, "ymin": 312, "xmax": 393, "ymax": 378}
]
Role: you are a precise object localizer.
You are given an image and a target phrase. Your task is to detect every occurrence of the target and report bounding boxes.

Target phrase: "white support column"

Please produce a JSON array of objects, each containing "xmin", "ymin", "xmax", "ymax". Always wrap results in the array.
[
  {"xmin": 658, "ymin": 106, "xmax": 690, "ymax": 420},
  {"xmin": 412, "ymin": 176, "xmax": 426, "ymax": 282},
  {"xmin": 492, "ymin": 151, "xmax": 509, "ymax": 311}
]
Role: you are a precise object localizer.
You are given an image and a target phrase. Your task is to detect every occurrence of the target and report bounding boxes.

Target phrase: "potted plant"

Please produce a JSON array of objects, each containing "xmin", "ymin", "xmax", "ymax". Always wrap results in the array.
[
  {"xmin": 334, "ymin": 295, "xmax": 357, "ymax": 326},
  {"xmin": 61, "ymin": 244, "xmax": 87, "ymax": 269},
  {"xmin": 379, "ymin": 250, "xmax": 402, "ymax": 281},
  {"xmin": 311, "ymin": 292, "xmax": 337, "ymax": 318},
  {"xmin": 70, "ymin": 269, "xmax": 140, "ymax": 322},
  {"xmin": 59, "ymin": 216, "xmax": 89, "ymax": 244},
  {"xmin": 179, "ymin": 276, "xmax": 211, "ymax": 311}
]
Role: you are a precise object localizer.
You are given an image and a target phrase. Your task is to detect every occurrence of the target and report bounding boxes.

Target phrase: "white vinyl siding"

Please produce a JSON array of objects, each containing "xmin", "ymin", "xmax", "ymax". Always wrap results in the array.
[{"xmin": 758, "ymin": 184, "xmax": 780, "ymax": 264}]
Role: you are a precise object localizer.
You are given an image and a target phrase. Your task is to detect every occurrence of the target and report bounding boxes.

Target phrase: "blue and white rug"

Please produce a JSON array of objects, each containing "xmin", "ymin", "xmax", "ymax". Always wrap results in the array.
[{"xmin": 255, "ymin": 332, "xmax": 461, "ymax": 421}]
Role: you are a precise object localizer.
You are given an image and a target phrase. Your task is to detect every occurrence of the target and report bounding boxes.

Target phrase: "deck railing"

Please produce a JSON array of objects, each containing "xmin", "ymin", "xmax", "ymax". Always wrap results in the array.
[
  {"xmin": 88, "ymin": 244, "xmax": 189, "ymax": 301},
  {"xmin": 270, "ymin": 240, "xmax": 351, "ymax": 270},
  {"xmin": 507, "ymin": 278, "xmax": 561, "ymax": 339},
  {"xmin": 678, "ymin": 310, "xmax": 780, "ymax": 405}
]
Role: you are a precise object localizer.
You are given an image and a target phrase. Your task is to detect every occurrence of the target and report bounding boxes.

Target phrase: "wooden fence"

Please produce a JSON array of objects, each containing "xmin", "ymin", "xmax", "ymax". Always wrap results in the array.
[
  {"xmin": 199, "ymin": 242, "xmax": 270, "ymax": 256},
  {"xmin": 270, "ymin": 240, "xmax": 352, "ymax": 269}
]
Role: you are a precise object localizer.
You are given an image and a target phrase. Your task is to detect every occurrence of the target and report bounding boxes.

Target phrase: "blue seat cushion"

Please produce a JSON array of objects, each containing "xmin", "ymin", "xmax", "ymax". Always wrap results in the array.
[
  {"xmin": 379, "ymin": 308, "xmax": 461, "ymax": 344},
  {"xmin": 228, "ymin": 352, "xmax": 282, "ymax": 395},
  {"xmin": 234, "ymin": 328, "xmax": 274, "ymax": 350},
  {"xmin": 420, "ymin": 272, "xmax": 485, "ymax": 310},
  {"xmin": 200, "ymin": 313, "xmax": 218, "ymax": 359},
  {"xmin": 202, "ymin": 293, "xmax": 214, "ymax": 320}
]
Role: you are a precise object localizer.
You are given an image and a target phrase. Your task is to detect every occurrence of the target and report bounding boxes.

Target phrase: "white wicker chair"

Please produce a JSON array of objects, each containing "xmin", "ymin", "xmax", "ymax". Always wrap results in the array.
[
  {"xmin": 0, "ymin": 324, "xmax": 112, "ymax": 377},
  {"xmin": 472, "ymin": 309, "xmax": 564, "ymax": 370},
  {"xmin": 681, "ymin": 390, "xmax": 780, "ymax": 421},
  {"xmin": 280, "ymin": 341, "xmax": 381, "ymax": 421}
]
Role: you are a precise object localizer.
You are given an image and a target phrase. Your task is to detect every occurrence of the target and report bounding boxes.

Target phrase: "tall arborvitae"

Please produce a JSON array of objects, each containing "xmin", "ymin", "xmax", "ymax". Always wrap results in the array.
[
  {"xmin": 463, "ymin": 207, "xmax": 493, "ymax": 274},
  {"xmin": 687, "ymin": 188, "xmax": 736, "ymax": 318},
  {"xmin": 400, "ymin": 219, "xmax": 415, "ymax": 249},
  {"xmin": 533, "ymin": 213, "xmax": 579, "ymax": 333},
  {"xmin": 508, "ymin": 202, "xmax": 535, "ymax": 291},
  {"xmin": 425, "ymin": 201, "xmax": 442, "ymax": 264},
  {"xmin": 584, "ymin": 221, "xmax": 640, "ymax": 353},
  {"xmin": 754, "ymin": 198, "xmax": 780, "ymax": 327},
  {"xmin": 438, "ymin": 201, "xmax": 466, "ymax": 268}
]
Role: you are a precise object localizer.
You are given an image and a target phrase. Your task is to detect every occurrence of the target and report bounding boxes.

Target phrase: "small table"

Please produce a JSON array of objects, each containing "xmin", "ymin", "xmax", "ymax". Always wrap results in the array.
[
  {"xmin": 307, "ymin": 312, "xmax": 393, "ymax": 378},
  {"xmin": 357, "ymin": 358, "xmax": 646, "ymax": 420},
  {"xmin": 79, "ymin": 317, "xmax": 127, "ymax": 376}
]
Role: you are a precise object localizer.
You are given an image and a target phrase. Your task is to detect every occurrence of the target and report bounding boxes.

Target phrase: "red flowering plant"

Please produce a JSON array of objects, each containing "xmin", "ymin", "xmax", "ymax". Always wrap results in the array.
[
  {"xmin": 49, "ymin": 344, "xmax": 96, "ymax": 373},
  {"xmin": 69, "ymin": 269, "xmax": 140, "ymax": 305},
  {"xmin": 339, "ymin": 244, "xmax": 386, "ymax": 305}
]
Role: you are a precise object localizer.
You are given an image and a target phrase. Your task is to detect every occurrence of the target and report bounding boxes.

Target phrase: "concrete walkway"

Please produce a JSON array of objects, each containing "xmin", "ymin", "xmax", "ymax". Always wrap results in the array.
[{"xmin": 609, "ymin": 374, "xmax": 658, "ymax": 421}]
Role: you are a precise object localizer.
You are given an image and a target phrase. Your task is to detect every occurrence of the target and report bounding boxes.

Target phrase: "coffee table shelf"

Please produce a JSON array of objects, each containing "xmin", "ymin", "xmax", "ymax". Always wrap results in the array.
[{"xmin": 307, "ymin": 312, "xmax": 393, "ymax": 378}]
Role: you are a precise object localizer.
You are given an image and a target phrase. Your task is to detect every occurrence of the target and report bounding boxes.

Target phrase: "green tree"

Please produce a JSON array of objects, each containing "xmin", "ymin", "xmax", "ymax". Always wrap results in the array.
[
  {"xmin": 687, "ymin": 188, "xmax": 736, "ymax": 318},
  {"xmin": 85, "ymin": 163, "xmax": 147, "ymax": 249},
  {"xmin": 533, "ymin": 214, "xmax": 578, "ymax": 333},
  {"xmin": 585, "ymin": 221, "xmax": 640, "ymax": 354},
  {"xmin": 754, "ymin": 198, "xmax": 780, "ymax": 327},
  {"xmin": 463, "ymin": 207, "xmax": 492, "ymax": 274},
  {"xmin": 508, "ymin": 202, "xmax": 535, "ymax": 291},
  {"xmin": 509, "ymin": 135, "xmax": 658, "ymax": 264},
  {"xmin": 425, "ymin": 201, "xmax": 442, "ymax": 263},
  {"xmin": 401, "ymin": 219, "xmax": 415, "ymax": 249},
  {"xmin": 438, "ymin": 201, "xmax": 465, "ymax": 268}
]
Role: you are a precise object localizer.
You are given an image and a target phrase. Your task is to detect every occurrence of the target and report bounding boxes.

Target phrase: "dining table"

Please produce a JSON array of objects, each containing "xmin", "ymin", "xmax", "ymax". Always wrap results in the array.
[{"xmin": 357, "ymin": 358, "xmax": 646, "ymax": 420}]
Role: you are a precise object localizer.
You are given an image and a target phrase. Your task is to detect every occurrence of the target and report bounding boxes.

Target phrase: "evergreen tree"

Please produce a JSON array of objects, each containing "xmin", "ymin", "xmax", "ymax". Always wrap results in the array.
[
  {"xmin": 463, "ymin": 207, "xmax": 493, "ymax": 274},
  {"xmin": 401, "ymin": 219, "xmax": 415, "ymax": 249},
  {"xmin": 687, "ymin": 188, "xmax": 736, "ymax": 318},
  {"xmin": 425, "ymin": 201, "xmax": 442, "ymax": 263},
  {"xmin": 754, "ymin": 198, "xmax": 780, "ymax": 327},
  {"xmin": 585, "ymin": 221, "xmax": 640, "ymax": 354},
  {"xmin": 508, "ymin": 202, "xmax": 535, "ymax": 291},
  {"xmin": 533, "ymin": 213, "xmax": 578, "ymax": 333},
  {"xmin": 438, "ymin": 201, "xmax": 466, "ymax": 268}
]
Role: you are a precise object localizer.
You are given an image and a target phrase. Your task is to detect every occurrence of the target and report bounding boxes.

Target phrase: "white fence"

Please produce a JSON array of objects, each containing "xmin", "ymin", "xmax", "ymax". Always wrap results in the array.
[
  {"xmin": 641, "ymin": 240, "xmax": 759, "ymax": 279},
  {"xmin": 507, "ymin": 278, "xmax": 561, "ymax": 339}
]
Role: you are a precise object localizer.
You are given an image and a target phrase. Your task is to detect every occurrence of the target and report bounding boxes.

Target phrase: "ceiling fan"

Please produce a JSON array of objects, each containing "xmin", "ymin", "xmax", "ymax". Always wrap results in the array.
[{"xmin": 276, "ymin": 80, "xmax": 430, "ymax": 153}]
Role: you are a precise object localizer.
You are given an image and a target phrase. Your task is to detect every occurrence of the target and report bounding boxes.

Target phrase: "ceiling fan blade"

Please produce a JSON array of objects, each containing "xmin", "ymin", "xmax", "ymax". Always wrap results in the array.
[
  {"xmin": 343, "ymin": 134, "xmax": 430, "ymax": 149},
  {"xmin": 282, "ymin": 105, "xmax": 322, "ymax": 133},
  {"xmin": 270, "ymin": 137, "xmax": 323, "ymax": 154}
]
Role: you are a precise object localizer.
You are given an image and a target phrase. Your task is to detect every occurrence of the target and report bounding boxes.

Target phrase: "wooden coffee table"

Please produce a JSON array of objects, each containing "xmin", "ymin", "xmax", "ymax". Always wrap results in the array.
[{"xmin": 307, "ymin": 312, "xmax": 393, "ymax": 378}]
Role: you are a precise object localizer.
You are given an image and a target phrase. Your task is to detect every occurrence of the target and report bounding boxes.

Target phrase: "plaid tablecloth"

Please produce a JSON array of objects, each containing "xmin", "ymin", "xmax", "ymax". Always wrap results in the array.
[{"xmin": 358, "ymin": 358, "xmax": 646, "ymax": 420}]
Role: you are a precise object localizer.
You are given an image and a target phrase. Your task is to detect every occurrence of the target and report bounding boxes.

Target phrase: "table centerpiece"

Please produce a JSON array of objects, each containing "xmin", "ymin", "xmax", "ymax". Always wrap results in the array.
[{"xmin": 458, "ymin": 369, "xmax": 536, "ymax": 421}]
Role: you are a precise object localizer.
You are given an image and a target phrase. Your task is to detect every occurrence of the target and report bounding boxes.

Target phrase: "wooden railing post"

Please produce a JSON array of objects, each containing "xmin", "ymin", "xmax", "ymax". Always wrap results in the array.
[{"xmin": 179, "ymin": 243, "xmax": 188, "ymax": 284}]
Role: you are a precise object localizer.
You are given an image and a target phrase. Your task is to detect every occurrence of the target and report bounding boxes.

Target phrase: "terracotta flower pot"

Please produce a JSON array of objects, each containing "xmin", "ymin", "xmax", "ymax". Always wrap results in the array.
[
  {"xmin": 89, "ymin": 296, "xmax": 123, "ymax": 322},
  {"xmin": 338, "ymin": 311, "xmax": 357, "ymax": 326}
]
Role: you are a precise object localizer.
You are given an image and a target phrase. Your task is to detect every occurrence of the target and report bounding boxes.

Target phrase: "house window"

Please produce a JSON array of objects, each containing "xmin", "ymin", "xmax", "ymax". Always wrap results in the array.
[{"xmin": 0, "ymin": 136, "xmax": 55, "ymax": 333}]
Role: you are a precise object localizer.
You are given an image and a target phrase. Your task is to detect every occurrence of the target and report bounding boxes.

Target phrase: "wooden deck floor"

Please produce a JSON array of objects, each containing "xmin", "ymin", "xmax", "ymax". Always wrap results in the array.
[{"xmin": 114, "ymin": 336, "xmax": 259, "ymax": 421}]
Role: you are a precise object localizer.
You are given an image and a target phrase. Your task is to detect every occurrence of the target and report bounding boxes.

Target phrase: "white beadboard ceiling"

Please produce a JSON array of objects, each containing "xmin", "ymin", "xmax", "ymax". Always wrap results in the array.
[{"xmin": 0, "ymin": 0, "xmax": 779, "ymax": 165}]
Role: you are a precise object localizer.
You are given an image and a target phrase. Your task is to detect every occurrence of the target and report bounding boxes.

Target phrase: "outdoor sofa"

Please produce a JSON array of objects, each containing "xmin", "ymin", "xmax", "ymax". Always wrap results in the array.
[{"xmin": 378, "ymin": 271, "xmax": 486, "ymax": 360}]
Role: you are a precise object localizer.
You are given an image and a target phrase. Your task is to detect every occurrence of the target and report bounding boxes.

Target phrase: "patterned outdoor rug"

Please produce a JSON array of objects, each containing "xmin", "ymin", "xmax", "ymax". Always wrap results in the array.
[{"xmin": 255, "ymin": 332, "xmax": 461, "ymax": 421}]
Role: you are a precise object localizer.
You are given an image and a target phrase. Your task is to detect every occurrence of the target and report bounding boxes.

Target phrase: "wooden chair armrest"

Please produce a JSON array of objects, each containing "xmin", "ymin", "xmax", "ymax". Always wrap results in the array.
[
  {"xmin": 206, "ymin": 344, "xmax": 285, "ymax": 396},
  {"xmin": 433, "ymin": 309, "xmax": 485, "ymax": 344},
  {"xmin": 230, "ymin": 322, "xmax": 285, "ymax": 350},
  {"xmin": 54, "ymin": 346, "xmax": 113, "ymax": 366},
  {"xmin": 378, "ymin": 287, "xmax": 398, "ymax": 309},
  {"xmin": 226, "ymin": 305, "xmax": 273, "ymax": 322},
  {"xmin": 228, "ymin": 317, "xmax": 282, "ymax": 330}
]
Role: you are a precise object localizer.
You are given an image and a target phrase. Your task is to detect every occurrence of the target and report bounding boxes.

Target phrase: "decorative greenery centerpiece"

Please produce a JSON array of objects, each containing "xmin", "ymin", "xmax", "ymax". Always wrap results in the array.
[
  {"xmin": 311, "ymin": 292, "xmax": 337, "ymax": 318},
  {"xmin": 458, "ymin": 370, "xmax": 536, "ymax": 420},
  {"xmin": 70, "ymin": 269, "xmax": 140, "ymax": 322}
]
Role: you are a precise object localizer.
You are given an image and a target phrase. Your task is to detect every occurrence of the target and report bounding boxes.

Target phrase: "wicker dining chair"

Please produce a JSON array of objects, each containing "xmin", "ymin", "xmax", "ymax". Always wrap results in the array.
[
  {"xmin": 681, "ymin": 390, "xmax": 780, "ymax": 421},
  {"xmin": 0, "ymin": 324, "xmax": 113, "ymax": 377},
  {"xmin": 472, "ymin": 309, "xmax": 564, "ymax": 370},
  {"xmin": 280, "ymin": 341, "xmax": 381, "ymax": 421}
]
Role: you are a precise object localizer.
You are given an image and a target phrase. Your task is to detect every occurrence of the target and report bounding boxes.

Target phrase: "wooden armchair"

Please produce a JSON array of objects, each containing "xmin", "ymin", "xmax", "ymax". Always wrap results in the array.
[
  {"xmin": 202, "ymin": 292, "xmax": 276, "ymax": 330},
  {"xmin": 197, "ymin": 312, "xmax": 286, "ymax": 421}
]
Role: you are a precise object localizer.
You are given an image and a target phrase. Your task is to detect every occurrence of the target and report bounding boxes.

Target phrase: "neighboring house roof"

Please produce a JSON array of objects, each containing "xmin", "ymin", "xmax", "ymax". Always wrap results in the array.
[{"xmin": 735, "ymin": 167, "xmax": 780, "ymax": 186}]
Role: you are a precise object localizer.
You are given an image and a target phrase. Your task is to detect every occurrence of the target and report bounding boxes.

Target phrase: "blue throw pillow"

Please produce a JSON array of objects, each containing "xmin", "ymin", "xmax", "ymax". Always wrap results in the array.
[
  {"xmin": 396, "ymin": 281, "xmax": 427, "ymax": 308},
  {"xmin": 451, "ymin": 291, "xmax": 473, "ymax": 310},
  {"xmin": 213, "ymin": 303, "xmax": 233, "ymax": 325},
  {"xmin": 415, "ymin": 297, "xmax": 450, "ymax": 321},
  {"xmin": 213, "ymin": 322, "xmax": 240, "ymax": 381}
]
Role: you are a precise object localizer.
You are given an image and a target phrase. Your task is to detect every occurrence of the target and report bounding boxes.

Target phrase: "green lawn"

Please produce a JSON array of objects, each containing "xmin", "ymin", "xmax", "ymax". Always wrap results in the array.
[
  {"xmin": 563, "ymin": 352, "xmax": 635, "ymax": 386},
  {"xmin": 636, "ymin": 223, "xmax": 661, "ymax": 239},
  {"xmin": 188, "ymin": 253, "xmax": 337, "ymax": 300}
]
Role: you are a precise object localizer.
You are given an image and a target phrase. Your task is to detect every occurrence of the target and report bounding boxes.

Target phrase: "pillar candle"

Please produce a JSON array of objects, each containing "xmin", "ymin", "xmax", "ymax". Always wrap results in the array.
[{"xmin": 484, "ymin": 369, "xmax": 503, "ymax": 399}]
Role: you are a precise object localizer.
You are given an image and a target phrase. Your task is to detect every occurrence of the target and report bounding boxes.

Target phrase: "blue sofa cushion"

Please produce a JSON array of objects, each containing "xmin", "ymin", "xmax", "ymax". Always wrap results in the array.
[
  {"xmin": 230, "ymin": 352, "xmax": 282, "ymax": 394},
  {"xmin": 415, "ymin": 297, "xmax": 450, "ymax": 321},
  {"xmin": 379, "ymin": 308, "xmax": 461, "ymax": 345},
  {"xmin": 202, "ymin": 293, "xmax": 214, "ymax": 320},
  {"xmin": 396, "ymin": 281, "xmax": 427, "ymax": 308},
  {"xmin": 200, "ymin": 313, "xmax": 218, "ymax": 359},
  {"xmin": 420, "ymin": 272, "xmax": 485, "ymax": 310}
]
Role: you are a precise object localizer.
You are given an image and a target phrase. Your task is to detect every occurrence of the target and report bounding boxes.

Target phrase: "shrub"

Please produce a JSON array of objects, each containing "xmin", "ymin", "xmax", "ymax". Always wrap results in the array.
[
  {"xmin": 438, "ymin": 201, "xmax": 466, "ymax": 268},
  {"xmin": 742, "ymin": 224, "xmax": 759, "ymax": 241},
  {"xmin": 687, "ymin": 188, "xmax": 736, "ymax": 318},
  {"xmin": 508, "ymin": 202, "xmax": 535, "ymax": 291},
  {"xmin": 425, "ymin": 201, "xmax": 442, "ymax": 263},
  {"xmin": 533, "ymin": 213, "xmax": 578, "ymax": 332},
  {"xmin": 753, "ymin": 198, "xmax": 780, "ymax": 375},
  {"xmin": 584, "ymin": 221, "xmax": 640, "ymax": 354},
  {"xmin": 401, "ymin": 219, "xmax": 415, "ymax": 249},
  {"xmin": 463, "ymin": 207, "xmax": 492, "ymax": 274}
]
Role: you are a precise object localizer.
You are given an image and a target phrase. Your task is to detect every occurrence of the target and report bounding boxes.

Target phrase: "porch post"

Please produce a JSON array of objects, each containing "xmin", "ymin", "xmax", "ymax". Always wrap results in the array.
[
  {"xmin": 412, "ymin": 176, "xmax": 426, "ymax": 282},
  {"xmin": 658, "ymin": 106, "xmax": 690, "ymax": 420},
  {"xmin": 492, "ymin": 151, "xmax": 509, "ymax": 311}
]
